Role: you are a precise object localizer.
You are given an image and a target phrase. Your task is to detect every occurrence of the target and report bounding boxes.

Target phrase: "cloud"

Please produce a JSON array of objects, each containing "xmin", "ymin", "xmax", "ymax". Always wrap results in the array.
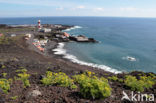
[
  {"xmin": 71, "ymin": 5, "xmax": 86, "ymax": 11},
  {"xmin": 120, "ymin": 7, "xmax": 137, "ymax": 12},
  {"xmin": 0, "ymin": 0, "xmax": 76, "ymax": 7},
  {"xmin": 56, "ymin": 7, "xmax": 64, "ymax": 11},
  {"xmin": 76, "ymin": 5, "xmax": 85, "ymax": 9},
  {"xmin": 119, "ymin": 7, "xmax": 156, "ymax": 13},
  {"xmin": 93, "ymin": 7, "xmax": 104, "ymax": 12},
  {"xmin": 95, "ymin": 8, "xmax": 104, "ymax": 11},
  {"xmin": 1, "ymin": 0, "xmax": 156, "ymax": 17}
]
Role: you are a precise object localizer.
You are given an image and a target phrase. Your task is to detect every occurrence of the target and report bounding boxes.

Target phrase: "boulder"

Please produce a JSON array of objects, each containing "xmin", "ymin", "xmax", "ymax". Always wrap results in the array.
[{"xmin": 27, "ymin": 90, "xmax": 42, "ymax": 98}]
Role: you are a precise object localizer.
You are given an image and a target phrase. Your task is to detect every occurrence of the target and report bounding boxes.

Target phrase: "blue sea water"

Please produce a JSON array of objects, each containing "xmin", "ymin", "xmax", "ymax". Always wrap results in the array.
[{"xmin": 0, "ymin": 17, "xmax": 156, "ymax": 73}]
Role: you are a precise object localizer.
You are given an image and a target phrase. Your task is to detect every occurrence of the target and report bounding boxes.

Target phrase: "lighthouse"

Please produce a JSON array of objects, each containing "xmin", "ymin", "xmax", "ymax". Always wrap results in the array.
[{"xmin": 38, "ymin": 20, "xmax": 41, "ymax": 29}]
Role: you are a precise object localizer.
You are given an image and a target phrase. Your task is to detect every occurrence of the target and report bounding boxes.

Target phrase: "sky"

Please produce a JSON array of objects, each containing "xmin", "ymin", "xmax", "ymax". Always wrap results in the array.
[{"xmin": 0, "ymin": 0, "xmax": 156, "ymax": 17}]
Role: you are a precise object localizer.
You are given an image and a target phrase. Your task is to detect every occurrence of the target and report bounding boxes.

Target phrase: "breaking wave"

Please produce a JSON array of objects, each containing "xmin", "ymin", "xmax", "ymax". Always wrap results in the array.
[
  {"xmin": 63, "ymin": 26, "xmax": 82, "ymax": 31},
  {"xmin": 53, "ymin": 43, "xmax": 122, "ymax": 74},
  {"xmin": 122, "ymin": 56, "xmax": 137, "ymax": 61}
]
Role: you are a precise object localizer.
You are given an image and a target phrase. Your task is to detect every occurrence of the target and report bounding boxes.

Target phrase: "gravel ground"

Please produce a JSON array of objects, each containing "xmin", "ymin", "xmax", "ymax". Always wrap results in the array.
[{"xmin": 0, "ymin": 35, "xmax": 155, "ymax": 103}]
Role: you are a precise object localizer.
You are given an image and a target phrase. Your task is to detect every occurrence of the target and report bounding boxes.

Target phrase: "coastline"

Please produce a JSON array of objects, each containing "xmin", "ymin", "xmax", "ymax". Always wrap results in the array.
[
  {"xmin": 26, "ymin": 32, "xmax": 114, "ymax": 75},
  {"xmin": 51, "ymin": 42, "xmax": 122, "ymax": 74},
  {"xmin": 52, "ymin": 25, "xmax": 121, "ymax": 74},
  {"xmin": 38, "ymin": 25, "xmax": 121, "ymax": 74},
  {"xmin": 0, "ymin": 23, "xmax": 156, "ymax": 103},
  {"xmin": 42, "ymin": 39, "xmax": 115, "ymax": 75}
]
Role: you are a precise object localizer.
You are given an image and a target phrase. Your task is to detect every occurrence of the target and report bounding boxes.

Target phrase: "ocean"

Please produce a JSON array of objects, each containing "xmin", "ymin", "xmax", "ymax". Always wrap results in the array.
[{"xmin": 0, "ymin": 17, "xmax": 156, "ymax": 73}]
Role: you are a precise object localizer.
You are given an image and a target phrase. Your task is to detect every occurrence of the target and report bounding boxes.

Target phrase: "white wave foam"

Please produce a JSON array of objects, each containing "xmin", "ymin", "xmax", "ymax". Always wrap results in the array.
[
  {"xmin": 53, "ymin": 43, "xmax": 122, "ymax": 74},
  {"xmin": 122, "ymin": 56, "xmax": 137, "ymax": 61},
  {"xmin": 74, "ymin": 26, "xmax": 82, "ymax": 29},
  {"xmin": 52, "ymin": 43, "xmax": 66, "ymax": 55},
  {"xmin": 64, "ymin": 26, "xmax": 82, "ymax": 31}
]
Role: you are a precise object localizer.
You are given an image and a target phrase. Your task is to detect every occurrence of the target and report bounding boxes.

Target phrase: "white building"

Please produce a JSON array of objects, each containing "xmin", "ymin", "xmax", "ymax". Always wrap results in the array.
[
  {"xmin": 25, "ymin": 34, "xmax": 31, "ymax": 38},
  {"xmin": 40, "ymin": 28, "xmax": 51, "ymax": 33}
]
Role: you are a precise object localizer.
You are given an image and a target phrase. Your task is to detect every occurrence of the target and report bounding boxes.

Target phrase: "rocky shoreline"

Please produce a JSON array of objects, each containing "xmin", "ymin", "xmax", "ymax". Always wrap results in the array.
[{"xmin": 0, "ymin": 24, "xmax": 156, "ymax": 103}]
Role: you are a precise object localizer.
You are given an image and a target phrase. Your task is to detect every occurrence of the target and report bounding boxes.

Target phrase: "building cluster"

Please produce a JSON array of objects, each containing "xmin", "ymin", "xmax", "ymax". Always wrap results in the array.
[
  {"xmin": 32, "ymin": 39, "xmax": 48, "ymax": 52},
  {"xmin": 35, "ymin": 20, "xmax": 97, "ymax": 45},
  {"xmin": 38, "ymin": 20, "xmax": 51, "ymax": 33},
  {"xmin": 37, "ymin": 20, "xmax": 65, "ymax": 33}
]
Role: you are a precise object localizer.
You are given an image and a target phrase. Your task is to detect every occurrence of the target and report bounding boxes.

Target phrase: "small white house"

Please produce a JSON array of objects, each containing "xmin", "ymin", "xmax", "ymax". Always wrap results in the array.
[
  {"xmin": 54, "ymin": 25, "xmax": 62, "ymax": 28},
  {"xmin": 40, "ymin": 28, "xmax": 51, "ymax": 33},
  {"xmin": 25, "ymin": 34, "xmax": 31, "ymax": 40},
  {"xmin": 40, "ymin": 40, "xmax": 48, "ymax": 45},
  {"xmin": 11, "ymin": 34, "xmax": 16, "ymax": 37},
  {"xmin": 25, "ymin": 34, "xmax": 31, "ymax": 38}
]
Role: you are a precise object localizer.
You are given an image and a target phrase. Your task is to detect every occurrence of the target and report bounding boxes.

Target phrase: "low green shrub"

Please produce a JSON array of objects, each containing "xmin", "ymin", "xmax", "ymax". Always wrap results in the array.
[
  {"xmin": 1, "ymin": 65, "xmax": 6, "ymax": 69},
  {"xmin": 0, "ymin": 35, "xmax": 10, "ymax": 45},
  {"xmin": 140, "ymin": 75, "xmax": 155, "ymax": 89},
  {"xmin": 2, "ymin": 73, "xmax": 7, "ymax": 77},
  {"xmin": 41, "ymin": 71, "xmax": 77, "ymax": 89},
  {"xmin": 0, "ymin": 78, "xmax": 10, "ymax": 94},
  {"xmin": 16, "ymin": 68, "xmax": 27, "ymax": 73},
  {"xmin": 73, "ymin": 71, "xmax": 112, "ymax": 99},
  {"xmin": 16, "ymin": 69, "xmax": 30, "ymax": 88},
  {"xmin": 118, "ymin": 78, "xmax": 124, "ymax": 83},
  {"xmin": 10, "ymin": 96, "xmax": 18, "ymax": 100},
  {"xmin": 124, "ymin": 75, "xmax": 144, "ymax": 92},
  {"xmin": 124, "ymin": 75, "xmax": 155, "ymax": 92},
  {"xmin": 149, "ymin": 73, "xmax": 155, "ymax": 77},
  {"xmin": 108, "ymin": 76, "xmax": 118, "ymax": 81}
]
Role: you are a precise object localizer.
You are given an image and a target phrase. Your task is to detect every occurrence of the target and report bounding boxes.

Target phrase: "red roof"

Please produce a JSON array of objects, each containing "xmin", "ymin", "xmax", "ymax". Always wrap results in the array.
[
  {"xmin": 0, "ymin": 33, "xmax": 3, "ymax": 37},
  {"xmin": 64, "ymin": 32, "xmax": 70, "ymax": 37}
]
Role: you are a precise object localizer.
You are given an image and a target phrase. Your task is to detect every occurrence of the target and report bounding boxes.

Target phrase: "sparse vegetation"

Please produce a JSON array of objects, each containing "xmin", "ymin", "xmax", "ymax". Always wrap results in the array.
[
  {"xmin": 1, "ymin": 65, "xmax": 6, "ymax": 69},
  {"xmin": 0, "ymin": 30, "xmax": 155, "ymax": 102},
  {"xmin": 108, "ymin": 76, "xmax": 118, "ymax": 81},
  {"xmin": 2, "ymin": 73, "xmax": 7, "ymax": 77},
  {"xmin": 73, "ymin": 71, "xmax": 112, "ymax": 99},
  {"xmin": 0, "ymin": 27, "xmax": 34, "ymax": 34},
  {"xmin": 124, "ymin": 75, "xmax": 155, "ymax": 92},
  {"xmin": 108, "ymin": 76, "xmax": 124, "ymax": 83},
  {"xmin": 118, "ymin": 78, "xmax": 124, "ymax": 83},
  {"xmin": 124, "ymin": 75, "xmax": 144, "ymax": 92},
  {"xmin": 10, "ymin": 96, "xmax": 18, "ymax": 100},
  {"xmin": 16, "ymin": 69, "xmax": 30, "ymax": 88},
  {"xmin": 41, "ymin": 71, "xmax": 77, "ymax": 89},
  {"xmin": 0, "ymin": 35, "xmax": 10, "ymax": 44},
  {"xmin": 139, "ymin": 75, "xmax": 155, "ymax": 89},
  {"xmin": 0, "ymin": 78, "xmax": 11, "ymax": 94}
]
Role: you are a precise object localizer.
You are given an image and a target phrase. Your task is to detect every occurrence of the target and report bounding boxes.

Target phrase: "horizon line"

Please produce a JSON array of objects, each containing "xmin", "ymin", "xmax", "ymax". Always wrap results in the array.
[{"xmin": 0, "ymin": 16, "xmax": 156, "ymax": 19}]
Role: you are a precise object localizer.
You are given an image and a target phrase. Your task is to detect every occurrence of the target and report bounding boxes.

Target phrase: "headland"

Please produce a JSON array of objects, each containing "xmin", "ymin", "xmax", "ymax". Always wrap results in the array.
[{"xmin": 0, "ymin": 23, "xmax": 155, "ymax": 103}]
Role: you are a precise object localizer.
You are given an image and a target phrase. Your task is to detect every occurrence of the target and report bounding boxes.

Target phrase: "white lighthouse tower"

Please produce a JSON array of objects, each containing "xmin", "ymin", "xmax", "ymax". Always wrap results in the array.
[{"xmin": 38, "ymin": 20, "xmax": 41, "ymax": 30}]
